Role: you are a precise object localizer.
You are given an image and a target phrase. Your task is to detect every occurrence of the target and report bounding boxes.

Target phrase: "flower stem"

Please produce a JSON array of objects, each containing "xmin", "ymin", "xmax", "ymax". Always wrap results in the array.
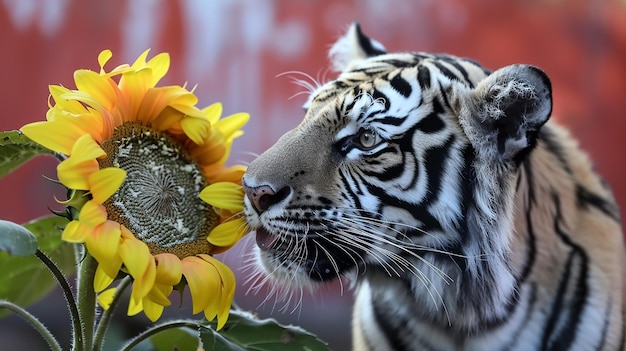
[
  {"xmin": 35, "ymin": 249, "xmax": 83, "ymax": 351},
  {"xmin": 76, "ymin": 250, "xmax": 98, "ymax": 351},
  {"xmin": 119, "ymin": 320, "xmax": 201, "ymax": 351},
  {"xmin": 93, "ymin": 276, "xmax": 131, "ymax": 351},
  {"xmin": 0, "ymin": 300, "xmax": 63, "ymax": 351}
]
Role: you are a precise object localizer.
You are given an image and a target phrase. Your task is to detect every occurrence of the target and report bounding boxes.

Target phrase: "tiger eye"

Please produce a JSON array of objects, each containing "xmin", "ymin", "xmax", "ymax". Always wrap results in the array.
[{"xmin": 359, "ymin": 129, "xmax": 378, "ymax": 149}]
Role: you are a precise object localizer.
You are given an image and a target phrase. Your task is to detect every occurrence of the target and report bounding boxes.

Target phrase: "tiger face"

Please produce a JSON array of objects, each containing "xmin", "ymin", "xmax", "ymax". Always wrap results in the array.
[
  {"xmin": 242, "ymin": 23, "xmax": 625, "ymax": 350},
  {"xmin": 242, "ymin": 25, "xmax": 549, "ymax": 288}
]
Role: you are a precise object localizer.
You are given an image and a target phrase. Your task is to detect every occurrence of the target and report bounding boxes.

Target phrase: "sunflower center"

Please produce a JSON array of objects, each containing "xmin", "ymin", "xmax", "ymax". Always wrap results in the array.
[{"xmin": 100, "ymin": 122, "xmax": 216, "ymax": 258}]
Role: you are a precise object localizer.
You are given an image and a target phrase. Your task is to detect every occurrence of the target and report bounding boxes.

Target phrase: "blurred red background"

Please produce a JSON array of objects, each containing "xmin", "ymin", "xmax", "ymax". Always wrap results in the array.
[{"xmin": 1, "ymin": 1, "xmax": 625, "ymax": 350}]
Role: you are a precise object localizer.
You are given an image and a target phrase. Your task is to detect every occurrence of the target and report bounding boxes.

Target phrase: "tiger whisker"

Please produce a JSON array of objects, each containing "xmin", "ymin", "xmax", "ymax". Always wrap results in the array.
[
  {"xmin": 325, "ymin": 215, "xmax": 454, "ymax": 284},
  {"xmin": 329, "ymin": 230, "xmax": 449, "ymax": 318}
]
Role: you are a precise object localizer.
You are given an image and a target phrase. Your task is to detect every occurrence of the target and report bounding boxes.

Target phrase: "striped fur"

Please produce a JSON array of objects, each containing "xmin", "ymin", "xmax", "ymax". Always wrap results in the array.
[{"xmin": 242, "ymin": 23, "xmax": 625, "ymax": 350}]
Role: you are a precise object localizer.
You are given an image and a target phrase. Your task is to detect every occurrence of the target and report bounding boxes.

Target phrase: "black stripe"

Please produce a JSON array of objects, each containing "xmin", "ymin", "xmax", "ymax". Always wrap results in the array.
[
  {"xmin": 439, "ymin": 56, "xmax": 474, "ymax": 87},
  {"xmin": 343, "ymin": 86, "xmax": 361, "ymax": 112},
  {"xmin": 379, "ymin": 115, "xmax": 407, "ymax": 126},
  {"xmin": 363, "ymin": 147, "xmax": 405, "ymax": 182},
  {"xmin": 372, "ymin": 298, "xmax": 411, "ymax": 351},
  {"xmin": 389, "ymin": 73, "xmax": 412, "ymax": 97},
  {"xmin": 541, "ymin": 251, "xmax": 576, "ymax": 350},
  {"xmin": 438, "ymin": 81, "xmax": 454, "ymax": 112},
  {"xmin": 594, "ymin": 300, "xmax": 612, "ymax": 351},
  {"xmin": 518, "ymin": 159, "xmax": 537, "ymax": 283},
  {"xmin": 541, "ymin": 192, "xmax": 589, "ymax": 351},
  {"xmin": 539, "ymin": 128, "xmax": 572, "ymax": 174},
  {"xmin": 367, "ymin": 182, "xmax": 443, "ymax": 233},
  {"xmin": 380, "ymin": 58, "xmax": 422, "ymax": 68},
  {"xmin": 415, "ymin": 97, "xmax": 446, "ymax": 133},
  {"xmin": 576, "ymin": 185, "xmax": 621, "ymax": 222},
  {"xmin": 494, "ymin": 284, "xmax": 538, "ymax": 351},
  {"xmin": 354, "ymin": 23, "xmax": 386, "ymax": 57},
  {"xmin": 432, "ymin": 61, "xmax": 462, "ymax": 83},
  {"xmin": 457, "ymin": 144, "xmax": 476, "ymax": 243},
  {"xmin": 422, "ymin": 136, "xmax": 455, "ymax": 205},
  {"xmin": 417, "ymin": 65, "xmax": 431, "ymax": 90}
]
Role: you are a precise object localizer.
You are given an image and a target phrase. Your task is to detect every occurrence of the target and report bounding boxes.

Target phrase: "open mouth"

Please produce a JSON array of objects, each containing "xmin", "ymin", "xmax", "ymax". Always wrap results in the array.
[
  {"xmin": 255, "ymin": 227, "xmax": 280, "ymax": 251},
  {"xmin": 254, "ymin": 225, "xmax": 361, "ymax": 282}
]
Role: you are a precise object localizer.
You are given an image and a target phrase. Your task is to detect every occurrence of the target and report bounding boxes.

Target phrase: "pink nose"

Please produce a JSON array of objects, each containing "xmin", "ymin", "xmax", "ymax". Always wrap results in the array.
[{"xmin": 242, "ymin": 184, "xmax": 291, "ymax": 214}]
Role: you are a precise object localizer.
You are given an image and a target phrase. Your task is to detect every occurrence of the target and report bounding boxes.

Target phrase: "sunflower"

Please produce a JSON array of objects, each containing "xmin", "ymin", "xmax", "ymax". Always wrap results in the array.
[{"xmin": 20, "ymin": 49, "xmax": 250, "ymax": 329}]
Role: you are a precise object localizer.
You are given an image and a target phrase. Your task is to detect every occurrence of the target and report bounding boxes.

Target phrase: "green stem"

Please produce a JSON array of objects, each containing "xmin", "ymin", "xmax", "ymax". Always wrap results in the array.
[
  {"xmin": 119, "ymin": 320, "xmax": 201, "ymax": 351},
  {"xmin": 35, "ymin": 249, "xmax": 82, "ymax": 351},
  {"xmin": 93, "ymin": 276, "xmax": 131, "ymax": 351},
  {"xmin": 76, "ymin": 251, "xmax": 98, "ymax": 351},
  {"xmin": 0, "ymin": 300, "xmax": 63, "ymax": 351}
]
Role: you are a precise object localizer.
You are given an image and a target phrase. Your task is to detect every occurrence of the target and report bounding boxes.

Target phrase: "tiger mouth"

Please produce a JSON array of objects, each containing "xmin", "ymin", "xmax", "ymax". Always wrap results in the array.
[
  {"xmin": 255, "ymin": 227, "xmax": 279, "ymax": 251},
  {"xmin": 253, "ymin": 226, "xmax": 360, "ymax": 282}
]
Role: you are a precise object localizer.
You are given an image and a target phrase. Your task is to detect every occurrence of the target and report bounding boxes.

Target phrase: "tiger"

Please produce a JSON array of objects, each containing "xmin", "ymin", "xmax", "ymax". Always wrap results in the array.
[{"xmin": 241, "ymin": 23, "xmax": 626, "ymax": 350}]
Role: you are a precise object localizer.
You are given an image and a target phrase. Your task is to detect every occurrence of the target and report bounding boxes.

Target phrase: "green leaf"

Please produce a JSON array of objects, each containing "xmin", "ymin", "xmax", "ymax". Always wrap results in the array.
[
  {"xmin": 150, "ymin": 327, "xmax": 199, "ymax": 351},
  {"xmin": 200, "ymin": 326, "xmax": 247, "ymax": 351},
  {"xmin": 0, "ymin": 130, "xmax": 56, "ymax": 179},
  {"xmin": 0, "ymin": 216, "xmax": 75, "ymax": 318},
  {"xmin": 0, "ymin": 220, "xmax": 38, "ymax": 256},
  {"xmin": 201, "ymin": 310, "xmax": 329, "ymax": 351}
]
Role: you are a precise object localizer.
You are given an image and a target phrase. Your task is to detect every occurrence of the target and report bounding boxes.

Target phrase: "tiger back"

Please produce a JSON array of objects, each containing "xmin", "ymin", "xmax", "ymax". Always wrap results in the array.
[{"xmin": 242, "ymin": 23, "xmax": 626, "ymax": 350}]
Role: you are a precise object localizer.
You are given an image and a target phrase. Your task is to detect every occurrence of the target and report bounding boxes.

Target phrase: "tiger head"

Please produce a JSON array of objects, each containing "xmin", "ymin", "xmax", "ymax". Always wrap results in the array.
[{"xmin": 242, "ymin": 23, "xmax": 552, "ymax": 293}]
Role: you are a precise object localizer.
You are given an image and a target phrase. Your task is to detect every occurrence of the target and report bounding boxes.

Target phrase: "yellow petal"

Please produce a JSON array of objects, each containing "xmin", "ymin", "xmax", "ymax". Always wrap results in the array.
[
  {"xmin": 58, "ymin": 158, "xmax": 99, "ymax": 190},
  {"xmin": 119, "ymin": 236, "xmax": 151, "ymax": 280},
  {"xmin": 56, "ymin": 134, "xmax": 106, "ymax": 189},
  {"xmin": 145, "ymin": 284, "xmax": 172, "ymax": 307},
  {"xmin": 142, "ymin": 298, "xmax": 165, "ymax": 322},
  {"xmin": 119, "ymin": 236, "xmax": 158, "ymax": 302},
  {"xmin": 181, "ymin": 256, "xmax": 218, "ymax": 314},
  {"xmin": 201, "ymin": 102, "xmax": 223, "ymax": 125},
  {"xmin": 130, "ymin": 49, "xmax": 151, "ymax": 69},
  {"xmin": 127, "ymin": 295, "xmax": 143, "ymax": 316},
  {"xmin": 60, "ymin": 90, "xmax": 107, "ymax": 113},
  {"xmin": 145, "ymin": 52, "xmax": 170, "ymax": 85},
  {"xmin": 193, "ymin": 257, "xmax": 221, "ymax": 322},
  {"xmin": 88, "ymin": 167, "xmax": 126, "ymax": 204},
  {"xmin": 97, "ymin": 288, "xmax": 117, "ymax": 310},
  {"xmin": 74, "ymin": 69, "xmax": 117, "ymax": 111},
  {"xmin": 199, "ymin": 182, "xmax": 244, "ymax": 212},
  {"xmin": 85, "ymin": 221, "xmax": 122, "ymax": 278},
  {"xmin": 207, "ymin": 219, "xmax": 247, "ymax": 247},
  {"xmin": 78, "ymin": 200, "xmax": 108, "ymax": 227},
  {"xmin": 21, "ymin": 120, "xmax": 82, "ymax": 155},
  {"xmin": 204, "ymin": 165, "xmax": 246, "ymax": 184},
  {"xmin": 94, "ymin": 264, "xmax": 115, "ymax": 292},
  {"xmin": 69, "ymin": 133, "xmax": 106, "ymax": 161},
  {"xmin": 151, "ymin": 106, "xmax": 184, "ymax": 132},
  {"xmin": 180, "ymin": 115, "xmax": 211, "ymax": 145},
  {"xmin": 49, "ymin": 85, "xmax": 85, "ymax": 114},
  {"xmin": 199, "ymin": 254, "xmax": 235, "ymax": 330},
  {"xmin": 119, "ymin": 67, "xmax": 153, "ymax": 118},
  {"xmin": 213, "ymin": 112, "xmax": 249, "ymax": 141},
  {"xmin": 189, "ymin": 135, "xmax": 226, "ymax": 166},
  {"xmin": 170, "ymin": 101, "xmax": 203, "ymax": 117},
  {"xmin": 61, "ymin": 220, "xmax": 88, "ymax": 243},
  {"xmin": 154, "ymin": 253, "xmax": 183, "ymax": 285},
  {"xmin": 136, "ymin": 87, "xmax": 184, "ymax": 124},
  {"xmin": 98, "ymin": 50, "xmax": 113, "ymax": 74},
  {"xmin": 130, "ymin": 259, "xmax": 156, "ymax": 302}
]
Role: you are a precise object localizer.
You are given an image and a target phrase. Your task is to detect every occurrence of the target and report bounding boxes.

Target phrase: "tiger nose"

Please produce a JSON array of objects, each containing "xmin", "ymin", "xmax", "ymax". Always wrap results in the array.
[{"xmin": 242, "ymin": 183, "xmax": 291, "ymax": 214}]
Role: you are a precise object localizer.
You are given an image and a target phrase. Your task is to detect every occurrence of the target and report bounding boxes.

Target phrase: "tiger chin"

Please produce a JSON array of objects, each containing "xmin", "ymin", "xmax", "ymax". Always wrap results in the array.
[{"xmin": 242, "ymin": 23, "xmax": 626, "ymax": 351}]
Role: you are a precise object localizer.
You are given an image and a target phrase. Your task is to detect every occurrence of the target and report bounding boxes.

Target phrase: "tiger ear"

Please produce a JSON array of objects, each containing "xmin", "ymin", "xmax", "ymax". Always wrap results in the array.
[
  {"xmin": 328, "ymin": 22, "xmax": 387, "ymax": 72},
  {"xmin": 457, "ymin": 64, "xmax": 553, "ymax": 164}
]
